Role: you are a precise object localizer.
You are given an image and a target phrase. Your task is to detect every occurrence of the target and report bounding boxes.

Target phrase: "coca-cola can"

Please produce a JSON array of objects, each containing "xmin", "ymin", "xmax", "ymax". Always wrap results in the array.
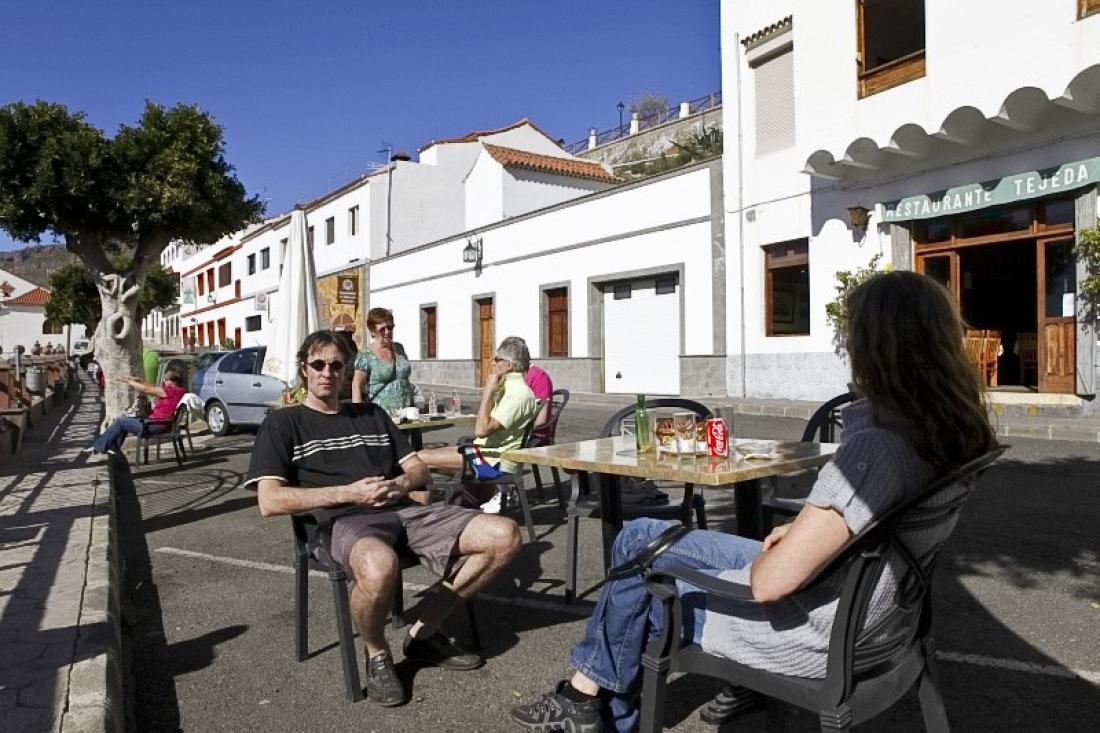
[{"xmin": 705, "ymin": 418, "xmax": 729, "ymax": 458}]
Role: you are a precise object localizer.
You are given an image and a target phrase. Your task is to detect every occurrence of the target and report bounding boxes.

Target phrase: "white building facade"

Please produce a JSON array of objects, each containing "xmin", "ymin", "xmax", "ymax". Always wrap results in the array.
[
  {"xmin": 721, "ymin": 0, "xmax": 1100, "ymax": 407},
  {"xmin": 0, "ymin": 269, "xmax": 86, "ymax": 356}
]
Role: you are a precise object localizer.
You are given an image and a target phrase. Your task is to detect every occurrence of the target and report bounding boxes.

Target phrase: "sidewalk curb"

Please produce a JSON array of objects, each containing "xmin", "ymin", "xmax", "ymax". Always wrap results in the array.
[{"xmin": 59, "ymin": 466, "xmax": 124, "ymax": 733}]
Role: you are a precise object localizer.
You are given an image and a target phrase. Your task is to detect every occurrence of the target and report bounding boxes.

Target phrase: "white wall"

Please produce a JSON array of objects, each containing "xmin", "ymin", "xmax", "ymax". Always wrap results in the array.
[
  {"xmin": 464, "ymin": 155, "xmax": 504, "ymax": 230},
  {"xmin": 503, "ymin": 169, "xmax": 612, "ymax": 220},
  {"xmin": 0, "ymin": 306, "xmax": 85, "ymax": 354},
  {"xmin": 371, "ymin": 166, "xmax": 716, "ymax": 362}
]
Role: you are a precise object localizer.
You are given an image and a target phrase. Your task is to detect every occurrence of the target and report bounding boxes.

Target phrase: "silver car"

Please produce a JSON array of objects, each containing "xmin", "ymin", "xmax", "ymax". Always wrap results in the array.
[{"xmin": 195, "ymin": 347, "xmax": 285, "ymax": 436}]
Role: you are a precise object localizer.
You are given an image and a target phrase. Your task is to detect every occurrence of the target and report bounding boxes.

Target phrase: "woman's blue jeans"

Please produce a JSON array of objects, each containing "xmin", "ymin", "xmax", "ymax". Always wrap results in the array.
[
  {"xmin": 92, "ymin": 416, "xmax": 146, "ymax": 454},
  {"xmin": 569, "ymin": 517, "xmax": 762, "ymax": 733}
]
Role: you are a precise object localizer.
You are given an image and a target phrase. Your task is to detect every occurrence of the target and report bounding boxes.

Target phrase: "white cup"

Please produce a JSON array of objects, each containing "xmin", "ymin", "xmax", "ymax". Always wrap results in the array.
[{"xmin": 404, "ymin": 406, "xmax": 420, "ymax": 421}]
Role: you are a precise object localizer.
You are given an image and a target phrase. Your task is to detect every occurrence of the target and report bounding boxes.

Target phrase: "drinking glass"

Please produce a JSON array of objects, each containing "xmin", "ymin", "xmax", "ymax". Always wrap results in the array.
[{"xmin": 673, "ymin": 412, "xmax": 697, "ymax": 455}]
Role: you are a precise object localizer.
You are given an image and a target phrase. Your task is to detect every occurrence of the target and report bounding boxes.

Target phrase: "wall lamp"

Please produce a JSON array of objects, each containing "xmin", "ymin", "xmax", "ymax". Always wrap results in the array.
[
  {"xmin": 462, "ymin": 236, "xmax": 483, "ymax": 271},
  {"xmin": 847, "ymin": 206, "xmax": 871, "ymax": 230}
]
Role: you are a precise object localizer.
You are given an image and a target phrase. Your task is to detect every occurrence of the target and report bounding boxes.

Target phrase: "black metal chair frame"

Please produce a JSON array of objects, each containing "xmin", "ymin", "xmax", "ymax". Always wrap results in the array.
[
  {"xmin": 529, "ymin": 388, "xmax": 570, "ymax": 507},
  {"xmin": 291, "ymin": 507, "xmax": 481, "ymax": 702},
  {"xmin": 562, "ymin": 398, "xmax": 711, "ymax": 603},
  {"xmin": 445, "ymin": 401, "xmax": 544, "ymax": 543},
  {"xmin": 638, "ymin": 447, "xmax": 1005, "ymax": 732},
  {"xmin": 761, "ymin": 391, "xmax": 857, "ymax": 533},
  {"xmin": 135, "ymin": 403, "xmax": 194, "ymax": 466}
]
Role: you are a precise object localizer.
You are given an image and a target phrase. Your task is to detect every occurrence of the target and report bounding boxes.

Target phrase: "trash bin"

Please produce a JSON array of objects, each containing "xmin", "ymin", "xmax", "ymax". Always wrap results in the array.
[{"xmin": 25, "ymin": 367, "xmax": 47, "ymax": 395}]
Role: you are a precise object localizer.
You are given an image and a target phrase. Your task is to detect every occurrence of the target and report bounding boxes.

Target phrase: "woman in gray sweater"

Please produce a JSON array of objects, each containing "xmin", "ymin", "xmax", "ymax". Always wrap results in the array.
[{"xmin": 510, "ymin": 271, "xmax": 996, "ymax": 733}]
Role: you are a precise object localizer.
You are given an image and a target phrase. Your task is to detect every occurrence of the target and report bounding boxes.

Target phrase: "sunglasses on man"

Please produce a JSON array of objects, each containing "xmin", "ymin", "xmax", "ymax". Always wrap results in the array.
[{"xmin": 306, "ymin": 359, "xmax": 344, "ymax": 374}]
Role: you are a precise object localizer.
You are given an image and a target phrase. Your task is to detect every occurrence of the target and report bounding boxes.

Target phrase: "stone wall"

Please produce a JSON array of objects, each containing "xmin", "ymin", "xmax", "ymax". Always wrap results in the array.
[
  {"xmin": 578, "ymin": 108, "xmax": 723, "ymax": 171},
  {"xmin": 530, "ymin": 358, "xmax": 601, "ymax": 394},
  {"xmin": 409, "ymin": 359, "xmax": 478, "ymax": 388},
  {"xmin": 680, "ymin": 355, "xmax": 727, "ymax": 397},
  {"xmin": 726, "ymin": 351, "xmax": 850, "ymax": 402}
]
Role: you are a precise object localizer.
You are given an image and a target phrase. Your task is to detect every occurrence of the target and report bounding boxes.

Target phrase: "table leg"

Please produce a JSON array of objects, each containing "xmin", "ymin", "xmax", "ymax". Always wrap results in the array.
[
  {"xmin": 735, "ymin": 478, "xmax": 763, "ymax": 540},
  {"xmin": 599, "ymin": 473, "xmax": 623, "ymax": 571}
]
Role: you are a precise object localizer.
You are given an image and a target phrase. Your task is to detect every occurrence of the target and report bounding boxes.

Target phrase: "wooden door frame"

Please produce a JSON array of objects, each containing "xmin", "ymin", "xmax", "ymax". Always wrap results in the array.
[
  {"xmin": 915, "ymin": 251, "xmax": 961, "ymax": 309},
  {"xmin": 472, "ymin": 293, "xmax": 495, "ymax": 387},
  {"xmin": 1036, "ymin": 235, "xmax": 1076, "ymax": 394}
]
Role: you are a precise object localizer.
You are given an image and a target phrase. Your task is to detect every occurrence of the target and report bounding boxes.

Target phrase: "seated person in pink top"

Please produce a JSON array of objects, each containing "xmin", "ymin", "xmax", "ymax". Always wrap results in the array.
[
  {"xmin": 89, "ymin": 369, "xmax": 187, "ymax": 454},
  {"xmin": 525, "ymin": 363, "xmax": 554, "ymax": 440}
]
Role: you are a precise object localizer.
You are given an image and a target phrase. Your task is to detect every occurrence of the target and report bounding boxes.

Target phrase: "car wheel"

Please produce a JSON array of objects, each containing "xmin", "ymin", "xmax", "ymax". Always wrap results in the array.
[{"xmin": 205, "ymin": 400, "xmax": 231, "ymax": 437}]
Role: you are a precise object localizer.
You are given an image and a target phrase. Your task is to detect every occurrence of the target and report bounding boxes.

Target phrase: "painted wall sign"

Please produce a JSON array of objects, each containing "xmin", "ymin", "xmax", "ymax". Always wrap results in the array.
[
  {"xmin": 880, "ymin": 157, "xmax": 1100, "ymax": 222},
  {"xmin": 254, "ymin": 291, "xmax": 269, "ymax": 312},
  {"xmin": 179, "ymin": 277, "xmax": 197, "ymax": 306},
  {"xmin": 336, "ymin": 275, "xmax": 358, "ymax": 305}
]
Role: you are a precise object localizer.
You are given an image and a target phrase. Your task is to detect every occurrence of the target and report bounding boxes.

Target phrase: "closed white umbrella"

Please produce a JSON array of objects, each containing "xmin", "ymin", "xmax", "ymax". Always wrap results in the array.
[{"xmin": 261, "ymin": 207, "xmax": 319, "ymax": 387}]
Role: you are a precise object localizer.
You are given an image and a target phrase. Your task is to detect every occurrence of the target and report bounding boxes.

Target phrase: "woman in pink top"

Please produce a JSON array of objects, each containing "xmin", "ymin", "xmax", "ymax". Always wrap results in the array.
[
  {"xmin": 89, "ymin": 369, "xmax": 187, "ymax": 454},
  {"xmin": 525, "ymin": 363, "xmax": 554, "ymax": 439}
]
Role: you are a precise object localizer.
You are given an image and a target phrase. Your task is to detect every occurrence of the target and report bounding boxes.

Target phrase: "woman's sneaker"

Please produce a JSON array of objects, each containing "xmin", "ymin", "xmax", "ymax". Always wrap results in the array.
[
  {"xmin": 510, "ymin": 681, "xmax": 604, "ymax": 732},
  {"xmin": 698, "ymin": 684, "xmax": 764, "ymax": 725}
]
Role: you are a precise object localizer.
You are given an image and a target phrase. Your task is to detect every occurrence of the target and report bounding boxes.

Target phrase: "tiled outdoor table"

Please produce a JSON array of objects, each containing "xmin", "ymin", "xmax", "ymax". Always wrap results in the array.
[{"xmin": 503, "ymin": 436, "xmax": 839, "ymax": 602}]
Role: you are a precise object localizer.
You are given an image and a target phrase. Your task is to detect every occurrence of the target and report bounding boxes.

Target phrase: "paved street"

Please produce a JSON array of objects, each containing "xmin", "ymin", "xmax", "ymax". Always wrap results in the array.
[{"xmin": 121, "ymin": 401, "xmax": 1100, "ymax": 732}]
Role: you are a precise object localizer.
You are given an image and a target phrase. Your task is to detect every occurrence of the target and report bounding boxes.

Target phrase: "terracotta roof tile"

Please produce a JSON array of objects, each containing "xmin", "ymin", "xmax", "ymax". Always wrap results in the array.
[
  {"xmin": 419, "ymin": 118, "xmax": 564, "ymax": 152},
  {"xmin": 4, "ymin": 287, "xmax": 50, "ymax": 306},
  {"xmin": 741, "ymin": 15, "xmax": 793, "ymax": 46},
  {"xmin": 481, "ymin": 144, "xmax": 617, "ymax": 183}
]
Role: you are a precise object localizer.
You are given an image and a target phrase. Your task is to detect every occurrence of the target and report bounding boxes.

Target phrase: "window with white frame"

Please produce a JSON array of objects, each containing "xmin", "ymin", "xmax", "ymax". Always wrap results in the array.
[
  {"xmin": 348, "ymin": 205, "xmax": 359, "ymax": 236},
  {"xmin": 260, "ymin": 247, "xmax": 270, "ymax": 270},
  {"xmin": 247, "ymin": 253, "xmax": 256, "ymax": 275},
  {"xmin": 325, "ymin": 216, "xmax": 335, "ymax": 245}
]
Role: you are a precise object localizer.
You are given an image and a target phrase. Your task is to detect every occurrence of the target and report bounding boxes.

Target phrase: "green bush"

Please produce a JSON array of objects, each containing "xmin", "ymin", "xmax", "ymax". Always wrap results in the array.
[
  {"xmin": 825, "ymin": 253, "xmax": 882, "ymax": 352},
  {"xmin": 1074, "ymin": 222, "xmax": 1100, "ymax": 321}
]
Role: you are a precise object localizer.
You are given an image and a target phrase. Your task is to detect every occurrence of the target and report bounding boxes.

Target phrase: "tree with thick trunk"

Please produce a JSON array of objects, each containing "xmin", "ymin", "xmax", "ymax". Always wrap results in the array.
[{"xmin": 0, "ymin": 100, "xmax": 262, "ymax": 416}]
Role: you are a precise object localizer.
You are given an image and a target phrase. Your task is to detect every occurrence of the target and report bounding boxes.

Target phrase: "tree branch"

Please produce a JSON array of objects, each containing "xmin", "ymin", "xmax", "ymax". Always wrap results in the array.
[{"xmin": 66, "ymin": 232, "xmax": 118, "ymax": 276}]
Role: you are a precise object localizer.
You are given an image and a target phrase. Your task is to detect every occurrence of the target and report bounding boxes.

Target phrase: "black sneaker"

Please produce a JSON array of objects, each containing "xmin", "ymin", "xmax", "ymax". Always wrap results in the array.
[
  {"xmin": 698, "ymin": 684, "xmax": 764, "ymax": 725},
  {"xmin": 510, "ymin": 681, "xmax": 604, "ymax": 732},
  {"xmin": 365, "ymin": 653, "xmax": 406, "ymax": 707},
  {"xmin": 402, "ymin": 632, "xmax": 483, "ymax": 671}
]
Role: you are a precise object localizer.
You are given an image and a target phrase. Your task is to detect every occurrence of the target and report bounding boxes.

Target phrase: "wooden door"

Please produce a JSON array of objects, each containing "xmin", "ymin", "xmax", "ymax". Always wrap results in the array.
[
  {"xmin": 1037, "ymin": 237, "xmax": 1076, "ymax": 393},
  {"xmin": 424, "ymin": 307, "xmax": 437, "ymax": 359},
  {"xmin": 206, "ymin": 322, "xmax": 215, "ymax": 346},
  {"xmin": 476, "ymin": 298, "xmax": 493, "ymax": 385},
  {"xmin": 546, "ymin": 288, "xmax": 568, "ymax": 358},
  {"xmin": 916, "ymin": 251, "xmax": 960, "ymax": 307},
  {"xmin": 234, "ymin": 327, "xmax": 242, "ymax": 348},
  {"xmin": 217, "ymin": 318, "xmax": 227, "ymax": 346}
]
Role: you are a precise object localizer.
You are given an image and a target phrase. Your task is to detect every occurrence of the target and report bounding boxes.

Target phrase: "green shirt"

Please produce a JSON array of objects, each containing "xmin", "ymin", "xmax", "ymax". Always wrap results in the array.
[{"xmin": 474, "ymin": 372, "xmax": 537, "ymax": 472}]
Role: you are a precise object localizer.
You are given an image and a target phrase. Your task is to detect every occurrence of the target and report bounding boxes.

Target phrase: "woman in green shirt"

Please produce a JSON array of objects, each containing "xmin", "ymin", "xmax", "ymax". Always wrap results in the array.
[{"xmin": 351, "ymin": 308, "xmax": 413, "ymax": 413}]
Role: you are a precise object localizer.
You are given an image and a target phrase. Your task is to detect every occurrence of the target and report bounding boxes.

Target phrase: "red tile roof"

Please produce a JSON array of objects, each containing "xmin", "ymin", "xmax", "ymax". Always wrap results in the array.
[
  {"xmin": 4, "ymin": 287, "xmax": 50, "ymax": 306},
  {"xmin": 481, "ymin": 144, "xmax": 617, "ymax": 183},
  {"xmin": 419, "ymin": 118, "xmax": 563, "ymax": 152},
  {"xmin": 741, "ymin": 15, "xmax": 793, "ymax": 46}
]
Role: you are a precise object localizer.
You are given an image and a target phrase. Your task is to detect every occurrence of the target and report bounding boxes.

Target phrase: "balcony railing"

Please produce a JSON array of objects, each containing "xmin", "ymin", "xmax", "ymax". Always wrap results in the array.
[{"xmin": 563, "ymin": 91, "xmax": 722, "ymax": 155}]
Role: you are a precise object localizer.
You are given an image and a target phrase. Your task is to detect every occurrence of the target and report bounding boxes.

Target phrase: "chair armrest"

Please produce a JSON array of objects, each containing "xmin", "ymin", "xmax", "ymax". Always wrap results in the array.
[
  {"xmin": 646, "ymin": 564, "xmax": 758, "ymax": 603},
  {"xmin": 296, "ymin": 506, "xmax": 361, "ymax": 533}
]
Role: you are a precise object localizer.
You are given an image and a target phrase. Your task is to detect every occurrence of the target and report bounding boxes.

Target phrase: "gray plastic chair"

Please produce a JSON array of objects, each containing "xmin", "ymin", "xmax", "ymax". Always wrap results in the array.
[{"xmin": 638, "ymin": 447, "xmax": 1004, "ymax": 732}]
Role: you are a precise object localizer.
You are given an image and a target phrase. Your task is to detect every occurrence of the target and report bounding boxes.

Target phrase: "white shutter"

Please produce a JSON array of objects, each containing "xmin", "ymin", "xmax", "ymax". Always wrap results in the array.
[{"xmin": 755, "ymin": 50, "xmax": 795, "ymax": 155}]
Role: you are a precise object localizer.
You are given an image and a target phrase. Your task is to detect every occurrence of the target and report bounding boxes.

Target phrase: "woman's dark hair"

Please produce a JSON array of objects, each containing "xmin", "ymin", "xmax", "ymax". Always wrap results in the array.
[
  {"xmin": 296, "ymin": 330, "xmax": 353, "ymax": 384},
  {"xmin": 846, "ymin": 271, "xmax": 995, "ymax": 472},
  {"xmin": 163, "ymin": 368, "xmax": 185, "ymax": 387},
  {"xmin": 367, "ymin": 307, "xmax": 394, "ymax": 335}
]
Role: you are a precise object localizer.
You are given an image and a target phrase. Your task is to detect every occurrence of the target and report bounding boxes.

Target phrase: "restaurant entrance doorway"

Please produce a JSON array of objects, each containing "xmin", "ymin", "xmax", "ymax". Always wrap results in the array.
[{"xmin": 913, "ymin": 197, "xmax": 1077, "ymax": 393}]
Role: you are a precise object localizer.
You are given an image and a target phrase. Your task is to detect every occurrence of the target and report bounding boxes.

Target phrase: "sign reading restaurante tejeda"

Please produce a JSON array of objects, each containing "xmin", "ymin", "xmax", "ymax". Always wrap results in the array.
[{"xmin": 880, "ymin": 157, "xmax": 1100, "ymax": 222}]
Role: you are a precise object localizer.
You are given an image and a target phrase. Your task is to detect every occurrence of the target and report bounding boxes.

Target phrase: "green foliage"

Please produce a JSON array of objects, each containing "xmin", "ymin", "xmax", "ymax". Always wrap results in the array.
[
  {"xmin": 46, "ymin": 260, "xmax": 178, "ymax": 330},
  {"xmin": 825, "ymin": 253, "xmax": 883, "ymax": 350},
  {"xmin": 44, "ymin": 264, "xmax": 99, "ymax": 330},
  {"xmin": 1074, "ymin": 222, "xmax": 1100, "ymax": 320},
  {"xmin": 624, "ymin": 127, "xmax": 723, "ymax": 180},
  {"xmin": 0, "ymin": 100, "xmax": 263, "ymax": 269}
]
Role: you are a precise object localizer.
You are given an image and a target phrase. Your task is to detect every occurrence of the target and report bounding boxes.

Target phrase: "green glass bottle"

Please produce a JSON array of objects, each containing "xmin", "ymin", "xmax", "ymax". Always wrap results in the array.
[{"xmin": 635, "ymin": 394, "xmax": 652, "ymax": 453}]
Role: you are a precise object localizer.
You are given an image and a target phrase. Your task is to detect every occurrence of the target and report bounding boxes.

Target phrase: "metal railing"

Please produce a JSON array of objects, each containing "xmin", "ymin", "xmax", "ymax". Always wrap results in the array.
[{"xmin": 563, "ymin": 91, "xmax": 722, "ymax": 155}]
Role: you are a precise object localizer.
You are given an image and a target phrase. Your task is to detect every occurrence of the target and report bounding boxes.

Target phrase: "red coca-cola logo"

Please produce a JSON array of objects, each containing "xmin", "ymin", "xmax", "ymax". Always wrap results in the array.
[{"xmin": 706, "ymin": 418, "xmax": 728, "ymax": 457}]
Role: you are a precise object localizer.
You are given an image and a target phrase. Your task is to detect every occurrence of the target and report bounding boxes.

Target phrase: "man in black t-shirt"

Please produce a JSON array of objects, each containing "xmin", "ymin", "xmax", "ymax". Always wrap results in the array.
[{"xmin": 246, "ymin": 331, "xmax": 522, "ymax": 707}]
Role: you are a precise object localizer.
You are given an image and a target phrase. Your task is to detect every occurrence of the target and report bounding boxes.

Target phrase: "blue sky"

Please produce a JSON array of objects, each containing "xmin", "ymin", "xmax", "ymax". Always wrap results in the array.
[{"xmin": 0, "ymin": 0, "xmax": 720, "ymax": 252}]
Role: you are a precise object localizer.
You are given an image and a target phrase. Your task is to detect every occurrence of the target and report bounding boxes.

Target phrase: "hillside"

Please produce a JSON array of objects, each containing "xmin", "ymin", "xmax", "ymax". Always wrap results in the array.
[{"xmin": 0, "ymin": 244, "xmax": 77, "ymax": 288}]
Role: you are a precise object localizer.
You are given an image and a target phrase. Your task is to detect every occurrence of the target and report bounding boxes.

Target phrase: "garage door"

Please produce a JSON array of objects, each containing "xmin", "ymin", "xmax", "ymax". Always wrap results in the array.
[{"xmin": 603, "ymin": 275, "xmax": 680, "ymax": 394}]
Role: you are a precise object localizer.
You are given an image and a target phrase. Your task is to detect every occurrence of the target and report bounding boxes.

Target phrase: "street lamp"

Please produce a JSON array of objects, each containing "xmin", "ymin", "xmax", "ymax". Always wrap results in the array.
[
  {"xmin": 462, "ymin": 236, "xmax": 483, "ymax": 271},
  {"xmin": 617, "ymin": 101, "xmax": 625, "ymax": 134}
]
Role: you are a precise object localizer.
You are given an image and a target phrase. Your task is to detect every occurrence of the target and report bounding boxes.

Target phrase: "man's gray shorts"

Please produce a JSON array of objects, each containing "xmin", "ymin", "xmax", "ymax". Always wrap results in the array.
[{"xmin": 329, "ymin": 502, "xmax": 480, "ymax": 580}]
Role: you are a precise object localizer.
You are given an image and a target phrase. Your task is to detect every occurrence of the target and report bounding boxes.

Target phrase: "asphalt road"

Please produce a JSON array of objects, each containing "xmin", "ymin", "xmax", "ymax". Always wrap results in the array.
[{"xmin": 119, "ymin": 403, "xmax": 1100, "ymax": 732}]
